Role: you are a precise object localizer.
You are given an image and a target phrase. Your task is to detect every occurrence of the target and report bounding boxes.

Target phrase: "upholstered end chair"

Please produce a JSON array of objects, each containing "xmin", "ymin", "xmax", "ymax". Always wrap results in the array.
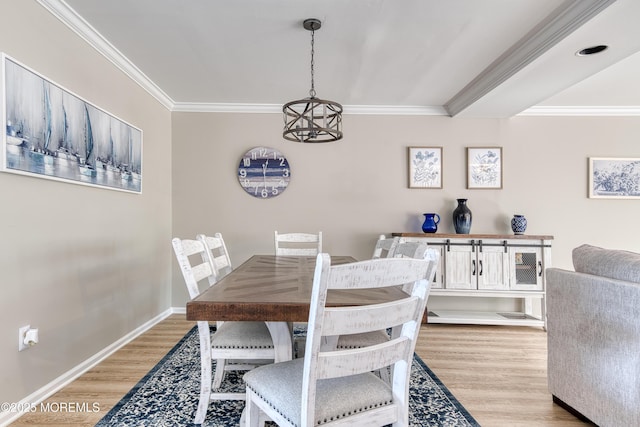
[
  {"xmin": 546, "ymin": 244, "xmax": 640, "ymax": 427},
  {"xmin": 244, "ymin": 358, "xmax": 393, "ymax": 426},
  {"xmin": 243, "ymin": 254, "xmax": 436, "ymax": 427}
]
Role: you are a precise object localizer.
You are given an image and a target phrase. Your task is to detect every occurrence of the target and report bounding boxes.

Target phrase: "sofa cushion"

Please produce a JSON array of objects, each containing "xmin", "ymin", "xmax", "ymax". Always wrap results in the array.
[{"xmin": 572, "ymin": 244, "xmax": 640, "ymax": 284}]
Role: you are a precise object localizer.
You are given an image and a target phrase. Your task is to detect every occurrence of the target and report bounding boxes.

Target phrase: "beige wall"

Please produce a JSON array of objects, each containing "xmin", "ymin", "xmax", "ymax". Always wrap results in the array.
[
  {"xmin": 171, "ymin": 112, "xmax": 640, "ymax": 305},
  {"xmin": 0, "ymin": 1, "xmax": 172, "ymax": 405}
]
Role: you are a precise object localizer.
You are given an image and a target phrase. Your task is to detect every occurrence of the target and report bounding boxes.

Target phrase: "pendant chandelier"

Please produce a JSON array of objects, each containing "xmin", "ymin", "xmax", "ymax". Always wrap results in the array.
[{"xmin": 283, "ymin": 18, "xmax": 343, "ymax": 143}]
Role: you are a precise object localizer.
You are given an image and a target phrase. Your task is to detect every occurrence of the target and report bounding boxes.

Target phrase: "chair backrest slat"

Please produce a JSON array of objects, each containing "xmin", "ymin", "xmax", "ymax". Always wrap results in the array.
[
  {"xmin": 277, "ymin": 247, "xmax": 319, "ymax": 256},
  {"xmin": 274, "ymin": 231, "xmax": 322, "ymax": 256},
  {"xmin": 180, "ymin": 238, "xmax": 205, "ymax": 257},
  {"xmin": 316, "ymin": 338, "xmax": 412, "ymax": 379},
  {"xmin": 191, "ymin": 262, "xmax": 214, "ymax": 284},
  {"xmin": 322, "ymin": 297, "xmax": 423, "ymax": 336},
  {"xmin": 325, "ymin": 257, "xmax": 434, "ymax": 290}
]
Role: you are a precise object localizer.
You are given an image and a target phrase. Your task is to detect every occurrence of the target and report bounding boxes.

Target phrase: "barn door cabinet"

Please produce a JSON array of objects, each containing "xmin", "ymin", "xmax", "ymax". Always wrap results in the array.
[{"xmin": 392, "ymin": 233, "xmax": 553, "ymax": 328}]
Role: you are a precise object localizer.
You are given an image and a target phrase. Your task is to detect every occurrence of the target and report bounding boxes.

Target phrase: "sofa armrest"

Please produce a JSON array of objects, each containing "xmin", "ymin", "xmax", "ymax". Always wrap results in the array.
[{"xmin": 546, "ymin": 268, "xmax": 640, "ymax": 426}]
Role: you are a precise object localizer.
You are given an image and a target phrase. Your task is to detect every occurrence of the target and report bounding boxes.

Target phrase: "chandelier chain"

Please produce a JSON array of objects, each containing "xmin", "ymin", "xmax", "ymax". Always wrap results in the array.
[{"xmin": 309, "ymin": 28, "xmax": 316, "ymax": 98}]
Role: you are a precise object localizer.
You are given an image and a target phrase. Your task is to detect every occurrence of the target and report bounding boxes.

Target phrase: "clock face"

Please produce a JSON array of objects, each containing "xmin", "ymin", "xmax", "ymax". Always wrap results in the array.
[{"xmin": 238, "ymin": 146, "xmax": 290, "ymax": 198}]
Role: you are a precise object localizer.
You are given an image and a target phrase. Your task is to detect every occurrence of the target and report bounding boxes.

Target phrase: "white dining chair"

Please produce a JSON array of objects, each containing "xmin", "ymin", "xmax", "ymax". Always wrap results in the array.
[
  {"xmin": 295, "ymin": 240, "xmax": 435, "ymax": 364},
  {"xmin": 330, "ymin": 236, "xmax": 407, "ymax": 356},
  {"xmin": 371, "ymin": 234, "xmax": 400, "ymax": 259},
  {"xmin": 334, "ymin": 241, "xmax": 437, "ymax": 382},
  {"xmin": 274, "ymin": 231, "xmax": 322, "ymax": 357},
  {"xmin": 243, "ymin": 253, "xmax": 436, "ymax": 427},
  {"xmin": 197, "ymin": 233, "xmax": 232, "ymax": 280},
  {"xmin": 274, "ymin": 231, "xmax": 322, "ymax": 256},
  {"xmin": 172, "ymin": 235, "xmax": 276, "ymax": 424},
  {"xmin": 197, "ymin": 233, "xmax": 274, "ymax": 387}
]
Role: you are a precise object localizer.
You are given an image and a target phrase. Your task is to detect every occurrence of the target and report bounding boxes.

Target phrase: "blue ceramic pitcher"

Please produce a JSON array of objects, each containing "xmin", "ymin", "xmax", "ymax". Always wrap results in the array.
[{"xmin": 422, "ymin": 213, "xmax": 440, "ymax": 233}]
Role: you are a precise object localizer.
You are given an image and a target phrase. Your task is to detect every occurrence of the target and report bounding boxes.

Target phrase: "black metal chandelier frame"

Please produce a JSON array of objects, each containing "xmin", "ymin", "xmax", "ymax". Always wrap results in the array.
[{"xmin": 283, "ymin": 18, "xmax": 343, "ymax": 143}]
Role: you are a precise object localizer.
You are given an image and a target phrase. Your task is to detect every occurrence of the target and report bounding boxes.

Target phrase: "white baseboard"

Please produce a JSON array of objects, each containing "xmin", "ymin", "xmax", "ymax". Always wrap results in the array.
[
  {"xmin": 172, "ymin": 306, "xmax": 186, "ymax": 314},
  {"xmin": 0, "ymin": 308, "xmax": 177, "ymax": 427}
]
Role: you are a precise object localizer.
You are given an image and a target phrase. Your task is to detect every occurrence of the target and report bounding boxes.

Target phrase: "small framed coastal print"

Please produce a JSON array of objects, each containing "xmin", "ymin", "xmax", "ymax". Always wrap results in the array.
[
  {"xmin": 589, "ymin": 157, "xmax": 640, "ymax": 199},
  {"xmin": 466, "ymin": 147, "xmax": 502, "ymax": 189},
  {"xmin": 408, "ymin": 147, "xmax": 442, "ymax": 189}
]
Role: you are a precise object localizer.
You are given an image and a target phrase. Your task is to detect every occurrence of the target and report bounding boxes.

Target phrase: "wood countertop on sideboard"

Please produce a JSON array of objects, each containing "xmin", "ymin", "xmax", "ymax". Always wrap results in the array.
[{"xmin": 392, "ymin": 233, "xmax": 554, "ymax": 240}]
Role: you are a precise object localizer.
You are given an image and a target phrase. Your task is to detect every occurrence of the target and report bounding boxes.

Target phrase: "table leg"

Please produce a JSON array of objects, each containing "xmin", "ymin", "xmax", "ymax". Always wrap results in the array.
[{"xmin": 266, "ymin": 321, "xmax": 293, "ymax": 362}]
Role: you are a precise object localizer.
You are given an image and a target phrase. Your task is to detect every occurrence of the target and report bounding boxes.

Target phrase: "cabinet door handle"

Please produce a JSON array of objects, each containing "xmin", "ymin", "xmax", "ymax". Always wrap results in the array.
[
  {"xmin": 472, "ymin": 260, "xmax": 476, "ymax": 275},
  {"xmin": 479, "ymin": 260, "xmax": 483, "ymax": 276},
  {"xmin": 538, "ymin": 261, "xmax": 543, "ymax": 277}
]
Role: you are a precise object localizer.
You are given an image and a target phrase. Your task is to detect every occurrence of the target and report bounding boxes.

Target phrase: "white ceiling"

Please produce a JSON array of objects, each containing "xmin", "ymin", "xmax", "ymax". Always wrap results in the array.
[{"xmin": 42, "ymin": 0, "xmax": 640, "ymax": 117}]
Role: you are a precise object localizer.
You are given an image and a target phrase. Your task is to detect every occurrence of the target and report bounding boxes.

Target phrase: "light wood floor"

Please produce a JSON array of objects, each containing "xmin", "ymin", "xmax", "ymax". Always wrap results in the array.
[{"xmin": 10, "ymin": 315, "xmax": 587, "ymax": 427}]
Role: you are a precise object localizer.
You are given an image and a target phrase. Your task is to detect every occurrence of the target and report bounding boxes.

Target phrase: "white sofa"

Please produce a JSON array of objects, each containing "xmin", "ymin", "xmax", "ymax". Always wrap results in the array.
[{"xmin": 546, "ymin": 244, "xmax": 640, "ymax": 426}]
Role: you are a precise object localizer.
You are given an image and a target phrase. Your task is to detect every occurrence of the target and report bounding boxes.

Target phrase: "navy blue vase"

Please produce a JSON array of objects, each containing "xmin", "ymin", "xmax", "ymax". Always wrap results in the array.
[{"xmin": 452, "ymin": 199, "xmax": 472, "ymax": 234}]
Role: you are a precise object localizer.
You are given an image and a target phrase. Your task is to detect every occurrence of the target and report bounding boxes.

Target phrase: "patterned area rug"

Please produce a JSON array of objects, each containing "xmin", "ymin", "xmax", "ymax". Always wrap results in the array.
[{"xmin": 96, "ymin": 326, "xmax": 479, "ymax": 426}]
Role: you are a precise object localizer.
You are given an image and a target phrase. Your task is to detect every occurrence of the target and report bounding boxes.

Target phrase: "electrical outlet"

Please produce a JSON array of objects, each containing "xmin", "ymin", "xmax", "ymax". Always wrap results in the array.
[{"xmin": 18, "ymin": 325, "xmax": 31, "ymax": 352}]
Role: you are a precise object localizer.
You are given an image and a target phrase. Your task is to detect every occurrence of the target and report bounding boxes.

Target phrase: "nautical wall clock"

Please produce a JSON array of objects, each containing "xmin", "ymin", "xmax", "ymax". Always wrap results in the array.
[{"xmin": 238, "ymin": 146, "xmax": 290, "ymax": 198}]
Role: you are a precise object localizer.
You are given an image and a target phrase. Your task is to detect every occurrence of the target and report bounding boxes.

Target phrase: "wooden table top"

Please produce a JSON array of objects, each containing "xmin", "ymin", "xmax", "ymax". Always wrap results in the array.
[{"xmin": 186, "ymin": 255, "xmax": 409, "ymax": 323}]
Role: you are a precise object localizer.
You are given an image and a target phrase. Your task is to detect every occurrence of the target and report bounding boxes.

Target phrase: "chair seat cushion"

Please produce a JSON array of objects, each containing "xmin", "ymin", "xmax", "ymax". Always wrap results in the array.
[
  {"xmin": 212, "ymin": 321, "xmax": 274, "ymax": 349},
  {"xmin": 244, "ymin": 358, "xmax": 392, "ymax": 426}
]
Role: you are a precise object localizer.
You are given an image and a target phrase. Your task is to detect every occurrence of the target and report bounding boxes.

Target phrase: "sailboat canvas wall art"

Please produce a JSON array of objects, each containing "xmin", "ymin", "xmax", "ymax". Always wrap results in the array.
[{"xmin": 1, "ymin": 54, "xmax": 142, "ymax": 193}]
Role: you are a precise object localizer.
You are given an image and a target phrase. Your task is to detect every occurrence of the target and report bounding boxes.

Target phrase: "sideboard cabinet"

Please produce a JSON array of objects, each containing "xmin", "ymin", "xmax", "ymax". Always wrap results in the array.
[{"xmin": 392, "ymin": 233, "xmax": 553, "ymax": 328}]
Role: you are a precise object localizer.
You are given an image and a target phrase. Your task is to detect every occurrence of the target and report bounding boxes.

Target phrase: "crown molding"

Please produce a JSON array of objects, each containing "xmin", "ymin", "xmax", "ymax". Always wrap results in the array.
[
  {"xmin": 36, "ymin": 0, "xmax": 175, "ymax": 110},
  {"xmin": 343, "ymin": 105, "xmax": 448, "ymax": 116},
  {"xmin": 171, "ymin": 102, "xmax": 640, "ymax": 116},
  {"xmin": 172, "ymin": 102, "xmax": 448, "ymax": 115},
  {"xmin": 444, "ymin": 0, "xmax": 617, "ymax": 117},
  {"xmin": 520, "ymin": 106, "xmax": 640, "ymax": 116},
  {"xmin": 172, "ymin": 103, "xmax": 282, "ymax": 113}
]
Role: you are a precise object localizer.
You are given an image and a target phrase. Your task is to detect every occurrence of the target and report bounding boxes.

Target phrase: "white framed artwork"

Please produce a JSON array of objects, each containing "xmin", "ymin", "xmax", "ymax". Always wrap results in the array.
[
  {"xmin": 466, "ymin": 147, "xmax": 502, "ymax": 189},
  {"xmin": 408, "ymin": 146, "xmax": 442, "ymax": 189},
  {"xmin": 589, "ymin": 157, "xmax": 640, "ymax": 199}
]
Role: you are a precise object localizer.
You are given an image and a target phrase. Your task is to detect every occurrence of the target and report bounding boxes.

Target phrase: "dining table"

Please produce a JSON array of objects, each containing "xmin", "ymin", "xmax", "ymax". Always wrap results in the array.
[{"xmin": 185, "ymin": 254, "xmax": 410, "ymax": 362}]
